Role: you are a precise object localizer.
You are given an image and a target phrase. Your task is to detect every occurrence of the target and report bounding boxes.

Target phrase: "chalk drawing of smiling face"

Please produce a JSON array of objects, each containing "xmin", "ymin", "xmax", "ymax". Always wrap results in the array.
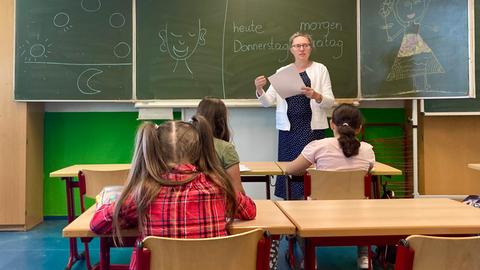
[
  {"xmin": 169, "ymin": 30, "xmax": 201, "ymax": 60},
  {"xmin": 394, "ymin": 0, "xmax": 429, "ymax": 25},
  {"xmin": 159, "ymin": 19, "xmax": 206, "ymax": 74}
]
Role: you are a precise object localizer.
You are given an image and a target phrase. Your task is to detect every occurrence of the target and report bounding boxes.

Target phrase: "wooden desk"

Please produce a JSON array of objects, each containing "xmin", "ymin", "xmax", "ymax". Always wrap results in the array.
[
  {"xmin": 276, "ymin": 161, "xmax": 402, "ymax": 199},
  {"xmin": 370, "ymin": 162, "xmax": 402, "ymax": 176},
  {"xmin": 276, "ymin": 198, "xmax": 480, "ymax": 270},
  {"xmin": 50, "ymin": 164, "xmax": 131, "ymax": 269},
  {"xmin": 229, "ymin": 200, "xmax": 295, "ymax": 235},
  {"xmin": 238, "ymin": 161, "xmax": 284, "ymax": 200},
  {"xmin": 64, "ymin": 200, "xmax": 295, "ymax": 238},
  {"xmin": 275, "ymin": 161, "xmax": 402, "ymax": 176},
  {"xmin": 50, "ymin": 164, "xmax": 132, "ymax": 178},
  {"xmin": 468, "ymin": 163, "xmax": 480, "ymax": 171},
  {"xmin": 51, "ymin": 162, "xmax": 284, "ymax": 179},
  {"xmin": 63, "ymin": 200, "xmax": 295, "ymax": 269},
  {"xmin": 51, "ymin": 162, "xmax": 282, "ymax": 269},
  {"xmin": 50, "ymin": 162, "xmax": 282, "ymax": 198}
]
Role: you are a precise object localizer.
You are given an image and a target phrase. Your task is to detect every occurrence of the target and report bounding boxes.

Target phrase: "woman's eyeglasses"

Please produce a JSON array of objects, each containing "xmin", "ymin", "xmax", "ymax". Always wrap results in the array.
[{"xmin": 291, "ymin": 43, "xmax": 311, "ymax": 49}]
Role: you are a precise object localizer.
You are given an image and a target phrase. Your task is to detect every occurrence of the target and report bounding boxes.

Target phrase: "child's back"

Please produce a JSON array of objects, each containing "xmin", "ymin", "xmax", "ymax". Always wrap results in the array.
[
  {"xmin": 90, "ymin": 117, "xmax": 256, "ymax": 269},
  {"xmin": 302, "ymin": 137, "xmax": 374, "ymax": 172}
]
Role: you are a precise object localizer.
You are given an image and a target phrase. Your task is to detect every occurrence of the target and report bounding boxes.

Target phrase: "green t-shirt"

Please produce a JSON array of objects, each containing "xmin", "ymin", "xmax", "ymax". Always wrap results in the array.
[{"xmin": 213, "ymin": 138, "xmax": 240, "ymax": 169}]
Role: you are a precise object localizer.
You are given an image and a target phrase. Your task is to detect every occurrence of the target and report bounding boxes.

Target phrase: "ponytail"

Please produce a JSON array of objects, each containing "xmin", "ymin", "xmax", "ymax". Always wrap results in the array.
[
  {"xmin": 337, "ymin": 124, "xmax": 360, "ymax": 157},
  {"xmin": 331, "ymin": 104, "xmax": 363, "ymax": 158}
]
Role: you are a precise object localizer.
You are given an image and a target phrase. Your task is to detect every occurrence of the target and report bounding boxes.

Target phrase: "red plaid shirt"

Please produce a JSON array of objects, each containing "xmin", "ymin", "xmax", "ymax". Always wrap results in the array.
[{"xmin": 90, "ymin": 164, "xmax": 256, "ymax": 269}]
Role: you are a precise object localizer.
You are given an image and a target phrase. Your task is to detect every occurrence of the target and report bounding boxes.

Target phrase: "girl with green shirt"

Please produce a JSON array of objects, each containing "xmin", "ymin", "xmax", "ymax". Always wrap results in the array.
[{"xmin": 196, "ymin": 97, "xmax": 245, "ymax": 194}]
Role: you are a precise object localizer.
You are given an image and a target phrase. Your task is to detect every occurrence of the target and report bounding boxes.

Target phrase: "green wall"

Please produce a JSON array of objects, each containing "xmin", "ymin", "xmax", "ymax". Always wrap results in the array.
[
  {"xmin": 361, "ymin": 108, "xmax": 408, "ymax": 197},
  {"xmin": 43, "ymin": 108, "xmax": 406, "ymax": 216},
  {"xmin": 44, "ymin": 112, "xmax": 139, "ymax": 216},
  {"xmin": 44, "ymin": 111, "xmax": 180, "ymax": 216}
]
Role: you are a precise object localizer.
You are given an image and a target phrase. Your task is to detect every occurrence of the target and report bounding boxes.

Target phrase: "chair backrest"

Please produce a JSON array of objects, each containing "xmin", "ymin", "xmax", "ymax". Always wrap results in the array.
[
  {"xmin": 305, "ymin": 168, "xmax": 369, "ymax": 200},
  {"xmin": 78, "ymin": 169, "xmax": 130, "ymax": 212},
  {"xmin": 395, "ymin": 235, "xmax": 480, "ymax": 270},
  {"xmin": 137, "ymin": 228, "xmax": 268, "ymax": 270}
]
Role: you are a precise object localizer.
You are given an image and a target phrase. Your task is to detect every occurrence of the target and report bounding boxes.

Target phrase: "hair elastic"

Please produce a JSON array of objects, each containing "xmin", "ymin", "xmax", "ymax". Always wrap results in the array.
[{"xmin": 342, "ymin": 123, "xmax": 349, "ymax": 127}]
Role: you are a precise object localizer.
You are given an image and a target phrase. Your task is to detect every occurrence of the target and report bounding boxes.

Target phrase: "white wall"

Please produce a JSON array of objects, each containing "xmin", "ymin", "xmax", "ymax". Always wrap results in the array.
[{"xmin": 183, "ymin": 107, "xmax": 278, "ymax": 199}]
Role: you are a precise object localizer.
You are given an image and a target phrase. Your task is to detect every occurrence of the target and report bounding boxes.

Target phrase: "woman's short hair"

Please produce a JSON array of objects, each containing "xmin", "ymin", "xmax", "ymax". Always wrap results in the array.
[{"xmin": 289, "ymin": 32, "xmax": 313, "ymax": 47}]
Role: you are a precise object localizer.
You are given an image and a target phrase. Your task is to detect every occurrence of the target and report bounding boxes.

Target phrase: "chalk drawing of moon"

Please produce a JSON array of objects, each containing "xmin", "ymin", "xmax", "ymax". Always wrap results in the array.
[{"xmin": 77, "ymin": 68, "xmax": 103, "ymax": 95}]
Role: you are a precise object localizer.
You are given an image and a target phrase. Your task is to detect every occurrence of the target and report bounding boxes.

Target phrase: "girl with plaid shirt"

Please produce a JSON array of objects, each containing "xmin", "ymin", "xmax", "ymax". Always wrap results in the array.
[{"xmin": 90, "ymin": 115, "xmax": 257, "ymax": 269}]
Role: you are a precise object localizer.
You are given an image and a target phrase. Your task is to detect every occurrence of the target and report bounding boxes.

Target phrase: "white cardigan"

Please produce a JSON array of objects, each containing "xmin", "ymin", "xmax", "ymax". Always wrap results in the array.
[{"xmin": 257, "ymin": 62, "xmax": 335, "ymax": 131}]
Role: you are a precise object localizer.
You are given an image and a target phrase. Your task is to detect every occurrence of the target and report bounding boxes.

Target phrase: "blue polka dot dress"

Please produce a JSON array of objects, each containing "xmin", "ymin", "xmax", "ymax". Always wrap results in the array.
[{"xmin": 274, "ymin": 71, "xmax": 326, "ymax": 199}]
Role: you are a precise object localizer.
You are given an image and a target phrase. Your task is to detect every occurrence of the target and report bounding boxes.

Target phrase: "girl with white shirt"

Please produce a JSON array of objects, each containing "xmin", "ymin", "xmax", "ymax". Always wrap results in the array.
[
  {"xmin": 287, "ymin": 104, "xmax": 375, "ymax": 175},
  {"xmin": 286, "ymin": 103, "xmax": 375, "ymax": 270}
]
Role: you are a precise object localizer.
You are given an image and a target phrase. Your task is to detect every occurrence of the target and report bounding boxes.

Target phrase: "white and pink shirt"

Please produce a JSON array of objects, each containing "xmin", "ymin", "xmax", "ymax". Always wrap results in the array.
[{"xmin": 302, "ymin": 137, "xmax": 375, "ymax": 171}]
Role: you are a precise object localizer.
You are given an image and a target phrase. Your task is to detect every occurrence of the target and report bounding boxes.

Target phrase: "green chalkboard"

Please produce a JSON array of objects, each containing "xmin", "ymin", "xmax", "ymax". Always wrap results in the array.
[
  {"xmin": 15, "ymin": 0, "xmax": 132, "ymax": 101},
  {"xmin": 424, "ymin": 0, "xmax": 480, "ymax": 114},
  {"xmin": 136, "ymin": 0, "xmax": 357, "ymax": 100},
  {"xmin": 360, "ymin": 0, "xmax": 473, "ymax": 99}
]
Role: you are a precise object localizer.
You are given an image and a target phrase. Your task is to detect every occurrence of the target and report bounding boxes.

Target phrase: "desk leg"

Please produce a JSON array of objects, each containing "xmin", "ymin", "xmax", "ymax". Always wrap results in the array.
[
  {"xmin": 64, "ymin": 177, "xmax": 82, "ymax": 269},
  {"xmin": 304, "ymin": 238, "xmax": 315, "ymax": 270},
  {"xmin": 371, "ymin": 175, "xmax": 381, "ymax": 199},
  {"xmin": 286, "ymin": 177, "xmax": 291, "ymax": 200},
  {"xmin": 100, "ymin": 238, "xmax": 110, "ymax": 270},
  {"xmin": 266, "ymin": 176, "xmax": 271, "ymax": 200}
]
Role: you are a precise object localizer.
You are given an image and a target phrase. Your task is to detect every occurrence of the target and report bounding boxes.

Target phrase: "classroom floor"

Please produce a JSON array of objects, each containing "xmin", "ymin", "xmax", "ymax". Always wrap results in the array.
[{"xmin": 0, "ymin": 219, "xmax": 387, "ymax": 270}]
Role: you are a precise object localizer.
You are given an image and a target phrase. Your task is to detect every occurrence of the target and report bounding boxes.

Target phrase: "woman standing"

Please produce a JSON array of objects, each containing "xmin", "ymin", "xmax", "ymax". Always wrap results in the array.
[{"xmin": 254, "ymin": 32, "xmax": 335, "ymax": 199}]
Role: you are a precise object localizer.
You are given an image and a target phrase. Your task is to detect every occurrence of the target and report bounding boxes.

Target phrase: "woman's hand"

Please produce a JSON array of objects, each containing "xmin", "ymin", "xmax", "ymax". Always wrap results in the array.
[
  {"xmin": 254, "ymin": 75, "xmax": 267, "ymax": 95},
  {"xmin": 302, "ymin": 86, "xmax": 322, "ymax": 103}
]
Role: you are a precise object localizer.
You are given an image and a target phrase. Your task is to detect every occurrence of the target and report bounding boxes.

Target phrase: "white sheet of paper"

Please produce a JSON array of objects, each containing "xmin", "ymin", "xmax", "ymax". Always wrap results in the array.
[
  {"xmin": 239, "ymin": 164, "xmax": 251, "ymax": 172},
  {"xmin": 268, "ymin": 65, "xmax": 305, "ymax": 99}
]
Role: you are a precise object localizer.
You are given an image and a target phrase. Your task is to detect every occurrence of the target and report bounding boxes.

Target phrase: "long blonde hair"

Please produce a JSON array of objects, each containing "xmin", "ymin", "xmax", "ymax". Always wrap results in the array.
[{"xmin": 112, "ymin": 115, "xmax": 236, "ymax": 244}]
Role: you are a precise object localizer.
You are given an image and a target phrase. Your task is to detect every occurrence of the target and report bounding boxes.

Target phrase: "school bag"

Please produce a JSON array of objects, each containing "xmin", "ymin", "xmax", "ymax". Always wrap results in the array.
[{"xmin": 462, "ymin": 195, "xmax": 480, "ymax": 208}]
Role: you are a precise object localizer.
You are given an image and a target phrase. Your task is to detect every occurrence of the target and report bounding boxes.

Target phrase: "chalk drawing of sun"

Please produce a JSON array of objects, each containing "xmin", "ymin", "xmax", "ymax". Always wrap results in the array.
[{"xmin": 18, "ymin": 35, "xmax": 53, "ymax": 62}]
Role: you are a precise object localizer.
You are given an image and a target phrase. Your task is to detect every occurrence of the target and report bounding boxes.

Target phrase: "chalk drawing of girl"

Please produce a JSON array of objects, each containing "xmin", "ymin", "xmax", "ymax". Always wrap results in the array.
[{"xmin": 379, "ymin": 0, "xmax": 444, "ymax": 92}]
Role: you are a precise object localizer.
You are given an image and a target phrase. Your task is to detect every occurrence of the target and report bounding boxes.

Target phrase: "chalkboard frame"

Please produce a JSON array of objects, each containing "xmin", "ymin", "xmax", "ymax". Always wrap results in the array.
[
  {"xmin": 421, "ymin": 99, "xmax": 480, "ymax": 116},
  {"xmin": 14, "ymin": 0, "xmax": 360, "ymax": 103},
  {"xmin": 13, "ymin": 0, "xmax": 477, "ymax": 105},
  {"xmin": 14, "ymin": 0, "xmax": 133, "ymax": 102},
  {"xmin": 359, "ymin": 0, "xmax": 475, "ymax": 101},
  {"xmin": 135, "ymin": 0, "xmax": 358, "ymax": 102},
  {"xmin": 422, "ymin": 0, "xmax": 480, "ymax": 115}
]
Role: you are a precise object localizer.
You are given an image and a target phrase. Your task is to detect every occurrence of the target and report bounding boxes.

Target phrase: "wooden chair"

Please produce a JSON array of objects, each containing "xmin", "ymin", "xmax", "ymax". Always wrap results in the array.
[
  {"xmin": 78, "ymin": 168, "xmax": 130, "ymax": 270},
  {"xmin": 136, "ymin": 228, "xmax": 271, "ymax": 270},
  {"xmin": 303, "ymin": 168, "xmax": 371, "ymax": 200},
  {"xmin": 300, "ymin": 169, "xmax": 372, "ymax": 269},
  {"xmin": 394, "ymin": 235, "xmax": 480, "ymax": 270}
]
